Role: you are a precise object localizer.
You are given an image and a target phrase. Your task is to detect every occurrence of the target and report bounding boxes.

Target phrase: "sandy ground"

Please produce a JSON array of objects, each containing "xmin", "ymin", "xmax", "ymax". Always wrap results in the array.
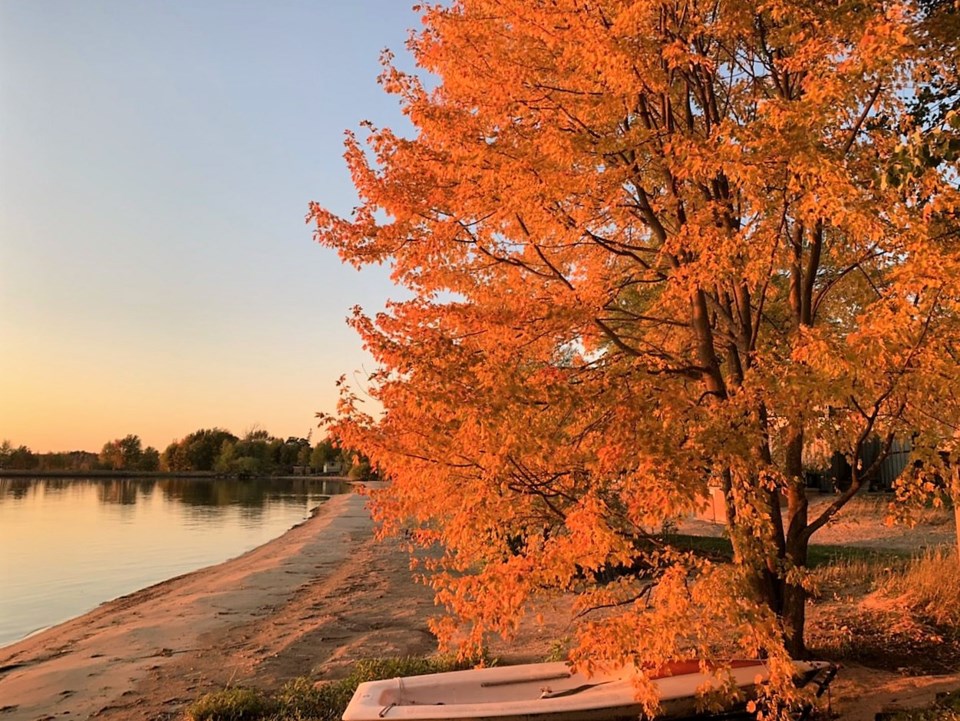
[
  {"xmin": 829, "ymin": 666, "xmax": 960, "ymax": 721},
  {"xmin": 1, "ymin": 488, "xmax": 958, "ymax": 721},
  {"xmin": 0, "ymin": 486, "xmax": 558, "ymax": 721}
]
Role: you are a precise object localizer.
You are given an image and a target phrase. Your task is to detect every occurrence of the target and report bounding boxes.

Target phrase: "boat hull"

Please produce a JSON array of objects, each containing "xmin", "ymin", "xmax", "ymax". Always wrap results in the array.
[{"xmin": 342, "ymin": 660, "xmax": 830, "ymax": 721}]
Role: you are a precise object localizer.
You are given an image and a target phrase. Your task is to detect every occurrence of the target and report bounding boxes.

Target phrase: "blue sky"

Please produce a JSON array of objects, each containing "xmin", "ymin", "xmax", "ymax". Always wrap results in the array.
[{"xmin": 0, "ymin": 0, "xmax": 419, "ymax": 452}]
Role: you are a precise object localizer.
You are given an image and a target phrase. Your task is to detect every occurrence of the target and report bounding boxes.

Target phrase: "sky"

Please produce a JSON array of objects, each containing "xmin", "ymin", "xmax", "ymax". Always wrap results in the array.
[{"xmin": 0, "ymin": 0, "xmax": 421, "ymax": 453}]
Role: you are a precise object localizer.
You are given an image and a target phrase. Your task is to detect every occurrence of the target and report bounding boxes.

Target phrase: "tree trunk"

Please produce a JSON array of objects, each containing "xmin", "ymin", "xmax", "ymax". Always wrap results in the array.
[
  {"xmin": 781, "ymin": 424, "xmax": 810, "ymax": 657},
  {"xmin": 736, "ymin": 547, "xmax": 808, "ymax": 657},
  {"xmin": 954, "ymin": 498, "xmax": 960, "ymax": 565},
  {"xmin": 782, "ymin": 585, "xmax": 807, "ymax": 657},
  {"xmin": 782, "ymin": 530, "xmax": 810, "ymax": 658},
  {"xmin": 724, "ymin": 429, "xmax": 814, "ymax": 658},
  {"xmin": 952, "ymin": 468, "xmax": 960, "ymax": 565}
]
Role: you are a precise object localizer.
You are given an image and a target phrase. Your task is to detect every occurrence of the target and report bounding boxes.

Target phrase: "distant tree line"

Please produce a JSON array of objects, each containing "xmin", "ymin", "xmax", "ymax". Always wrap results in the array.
[
  {"xmin": 161, "ymin": 427, "xmax": 342, "ymax": 477},
  {"xmin": 0, "ymin": 430, "xmax": 370, "ymax": 479},
  {"xmin": 99, "ymin": 435, "xmax": 161, "ymax": 471},
  {"xmin": 0, "ymin": 440, "xmax": 98, "ymax": 472}
]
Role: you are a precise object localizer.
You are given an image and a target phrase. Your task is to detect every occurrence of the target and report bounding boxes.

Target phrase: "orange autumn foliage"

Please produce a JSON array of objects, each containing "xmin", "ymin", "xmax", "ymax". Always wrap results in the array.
[{"xmin": 311, "ymin": 0, "xmax": 960, "ymax": 714}]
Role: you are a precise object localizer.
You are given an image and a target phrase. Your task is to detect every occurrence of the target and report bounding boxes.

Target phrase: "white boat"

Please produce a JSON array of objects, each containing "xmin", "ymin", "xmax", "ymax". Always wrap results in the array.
[{"xmin": 342, "ymin": 659, "xmax": 835, "ymax": 721}]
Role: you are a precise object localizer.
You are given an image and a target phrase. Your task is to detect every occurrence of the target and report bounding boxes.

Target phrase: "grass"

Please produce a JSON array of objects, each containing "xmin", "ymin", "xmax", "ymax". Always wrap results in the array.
[
  {"xmin": 810, "ymin": 546, "xmax": 960, "ymax": 626},
  {"xmin": 808, "ymin": 554, "xmax": 897, "ymax": 596},
  {"xmin": 663, "ymin": 530, "xmax": 960, "ymax": 675},
  {"xmin": 185, "ymin": 655, "xmax": 479, "ymax": 721},
  {"xmin": 875, "ymin": 548, "xmax": 960, "ymax": 627},
  {"xmin": 664, "ymin": 532, "xmax": 909, "ymax": 569},
  {"xmin": 806, "ymin": 545, "xmax": 960, "ymax": 675},
  {"xmin": 812, "ymin": 494, "xmax": 953, "ymax": 527},
  {"xmin": 187, "ymin": 687, "xmax": 276, "ymax": 721}
]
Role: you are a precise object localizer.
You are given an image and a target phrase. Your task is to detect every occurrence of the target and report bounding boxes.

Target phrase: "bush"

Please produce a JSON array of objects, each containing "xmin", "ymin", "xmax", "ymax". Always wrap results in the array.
[
  {"xmin": 309, "ymin": 656, "xmax": 478, "ymax": 721},
  {"xmin": 184, "ymin": 655, "xmax": 478, "ymax": 721},
  {"xmin": 275, "ymin": 677, "xmax": 328, "ymax": 720},
  {"xmin": 186, "ymin": 687, "xmax": 276, "ymax": 721}
]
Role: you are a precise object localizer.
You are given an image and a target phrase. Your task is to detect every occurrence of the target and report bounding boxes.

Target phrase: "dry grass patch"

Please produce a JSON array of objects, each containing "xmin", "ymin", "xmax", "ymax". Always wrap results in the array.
[
  {"xmin": 874, "ymin": 548, "xmax": 960, "ymax": 627},
  {"xmin": 808, "ymin": 547, "xmax": 960, "ymax": 674},
  {"xmin": 808, "ymin": 552, "xmax": 906, "ymax": 599},
  {"xmin": 809, "ymin": 495, "xmax": 952, "ymax": 527}
]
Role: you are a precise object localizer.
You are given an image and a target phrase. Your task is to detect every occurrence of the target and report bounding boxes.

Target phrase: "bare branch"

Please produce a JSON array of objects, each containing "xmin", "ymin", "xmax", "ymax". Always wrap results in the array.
[{"xmin": 840, "ymin": 82, "xmax": 883, "ymax": 157}]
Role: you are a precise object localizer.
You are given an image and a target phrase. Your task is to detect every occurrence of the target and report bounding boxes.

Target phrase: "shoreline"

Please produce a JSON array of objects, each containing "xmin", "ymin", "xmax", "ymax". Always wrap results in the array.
[
  {"xmin": 0, "ymin": 485, "xmax": 440, "ymax": 721},
  {"xmin": 0, "ymin": 497, "xmax": 335, "ymax": 652},
  {"xmin": 0, "ymin": 476, "xmax": 357, "ymax": 652}
]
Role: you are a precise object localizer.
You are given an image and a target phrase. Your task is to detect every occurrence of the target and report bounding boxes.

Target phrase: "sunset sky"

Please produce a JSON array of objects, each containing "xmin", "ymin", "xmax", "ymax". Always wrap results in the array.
[{"xmin": 0, "ymin": 1, "xmax": 418, "ymax": 452}]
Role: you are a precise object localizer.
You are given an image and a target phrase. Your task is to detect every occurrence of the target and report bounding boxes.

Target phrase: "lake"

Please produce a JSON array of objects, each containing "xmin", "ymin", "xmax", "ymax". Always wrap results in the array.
[{"xmin": 0, "ymin": 476, "xmax": 349, "ymax": 648}]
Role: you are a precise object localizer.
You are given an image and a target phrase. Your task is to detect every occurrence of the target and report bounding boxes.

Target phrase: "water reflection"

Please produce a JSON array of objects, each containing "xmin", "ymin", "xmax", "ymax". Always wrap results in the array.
[
  {"xmin": 0, "ymin": 477, "xmax": 349, "ymax": 508},
  {"xmin": 97, "ymin": 480, "xmax": 141, "ymax": 505},
  {"xmin": 1, "ymin": 478, "xmax": 32, "ymax": 499}
]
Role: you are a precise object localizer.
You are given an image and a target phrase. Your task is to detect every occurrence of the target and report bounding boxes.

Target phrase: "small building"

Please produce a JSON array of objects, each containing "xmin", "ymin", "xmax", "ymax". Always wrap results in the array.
[{"xmin": 809, "ymin": 437, "xmax": 913, "ymax": 493}]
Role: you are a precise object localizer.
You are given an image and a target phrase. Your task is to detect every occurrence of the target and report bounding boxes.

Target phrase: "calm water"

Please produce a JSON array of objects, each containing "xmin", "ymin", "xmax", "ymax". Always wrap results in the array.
[{"xmin": 0, "ymin": 476, "xmax": 348, "ymax": 647}]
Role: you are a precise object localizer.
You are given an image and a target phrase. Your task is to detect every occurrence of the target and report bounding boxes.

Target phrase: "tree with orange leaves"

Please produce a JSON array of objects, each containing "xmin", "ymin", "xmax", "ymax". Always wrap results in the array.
[{"xmin": 311, "ymin": 0, "xmax": 960, "ymax": 712}]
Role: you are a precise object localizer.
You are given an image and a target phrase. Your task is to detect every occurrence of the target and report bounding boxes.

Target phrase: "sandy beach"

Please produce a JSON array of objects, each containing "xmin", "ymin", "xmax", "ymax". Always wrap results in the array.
[
  {"xmin": 2, "ymin": 488, "xmax": 959, "ymax": 721},
  {"xmin": 0, "ymin": 487, "xmax": 445, "ymax": 721}
]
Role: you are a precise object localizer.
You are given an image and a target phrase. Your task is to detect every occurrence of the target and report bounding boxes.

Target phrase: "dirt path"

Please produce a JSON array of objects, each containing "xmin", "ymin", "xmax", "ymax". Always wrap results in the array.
[{"xmin": 829, "ymin": 665, "xmax": 960, "ymax": 720}]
